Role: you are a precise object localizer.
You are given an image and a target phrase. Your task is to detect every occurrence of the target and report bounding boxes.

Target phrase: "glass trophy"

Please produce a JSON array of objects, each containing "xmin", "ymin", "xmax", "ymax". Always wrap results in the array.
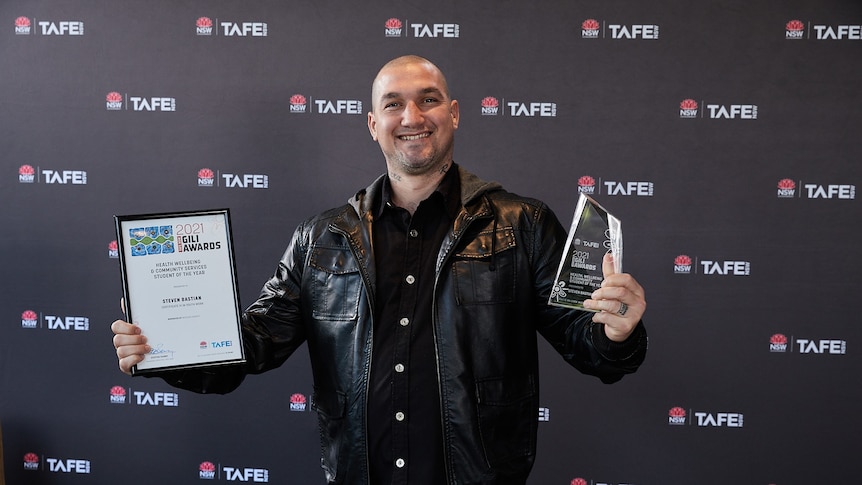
[{"xmin": 548, "ymin": 193, "xmax": 622, "ymax": 311}]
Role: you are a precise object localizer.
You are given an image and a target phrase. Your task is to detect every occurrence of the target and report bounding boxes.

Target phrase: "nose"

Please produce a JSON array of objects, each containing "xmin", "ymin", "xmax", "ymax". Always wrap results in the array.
[{"xmin": 401, "ymin": 101, "xmax": 424, "ymax": 126}]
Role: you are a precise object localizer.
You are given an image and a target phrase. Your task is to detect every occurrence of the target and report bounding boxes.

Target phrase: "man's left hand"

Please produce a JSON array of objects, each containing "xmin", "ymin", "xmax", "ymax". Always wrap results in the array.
[{"xmin": 583, "ymin": 252, "xmax": 646, "ymax": 342}]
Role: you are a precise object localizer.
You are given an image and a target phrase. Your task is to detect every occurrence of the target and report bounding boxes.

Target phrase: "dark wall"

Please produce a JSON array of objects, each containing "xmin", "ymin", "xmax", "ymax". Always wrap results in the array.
[{"xmin": 2, "ymin": 1, "xmax": 860, "ymax": 484}]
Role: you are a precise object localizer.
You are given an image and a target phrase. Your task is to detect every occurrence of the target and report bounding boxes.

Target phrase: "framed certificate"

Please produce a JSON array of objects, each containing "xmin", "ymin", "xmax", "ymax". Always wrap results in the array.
[{"xmin": 115, "ymin": 209, "xmax": 246, "ymax": 375}]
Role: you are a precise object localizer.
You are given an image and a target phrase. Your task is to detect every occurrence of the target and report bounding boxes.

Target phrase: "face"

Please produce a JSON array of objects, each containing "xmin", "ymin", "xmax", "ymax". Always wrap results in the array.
[{"xmin": 368, "ymin": 60, "xmax": 459, "ymax": 177}]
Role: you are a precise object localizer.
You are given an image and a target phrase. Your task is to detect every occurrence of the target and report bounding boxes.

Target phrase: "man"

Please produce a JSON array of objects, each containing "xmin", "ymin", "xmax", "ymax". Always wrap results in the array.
[{"xmin": 112, "ymin": 55, "xmax": 648, "ymax": 485}]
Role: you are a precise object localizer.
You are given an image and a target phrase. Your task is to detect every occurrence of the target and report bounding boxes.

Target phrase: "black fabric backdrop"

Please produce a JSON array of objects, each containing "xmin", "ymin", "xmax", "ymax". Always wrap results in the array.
[{"xmin": 1, "ymin": 1, "xmax": 860, "ymax": 484}]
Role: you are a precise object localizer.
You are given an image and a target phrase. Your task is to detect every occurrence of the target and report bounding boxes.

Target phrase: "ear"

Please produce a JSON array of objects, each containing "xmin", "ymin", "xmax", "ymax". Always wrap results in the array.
[
  {"xmin": 367, "ymin": 111, "xmax": 378, "ymax": 141},
  {"xmin": 449, "ymin": 99, "xmax": 460, "ymax": 129}
]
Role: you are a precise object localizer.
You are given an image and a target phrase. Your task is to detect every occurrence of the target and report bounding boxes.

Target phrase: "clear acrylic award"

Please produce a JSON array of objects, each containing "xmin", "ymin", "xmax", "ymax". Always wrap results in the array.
[{"xmin": 549, "ymin": 194, "xmax": 622, "ymax": 311}]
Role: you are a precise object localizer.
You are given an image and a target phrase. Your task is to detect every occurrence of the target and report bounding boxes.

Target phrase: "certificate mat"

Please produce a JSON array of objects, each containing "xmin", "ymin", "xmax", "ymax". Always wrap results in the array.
[{"xmin": 115, "ymin": 209, "xmax": 245, "ymax": 375}]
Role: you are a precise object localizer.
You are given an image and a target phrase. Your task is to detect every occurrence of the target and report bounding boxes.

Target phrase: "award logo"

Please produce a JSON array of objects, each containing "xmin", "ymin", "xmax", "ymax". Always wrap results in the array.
[{"xmin": 129, "ymin": 226, "xmax": 175, "ymax": 256}]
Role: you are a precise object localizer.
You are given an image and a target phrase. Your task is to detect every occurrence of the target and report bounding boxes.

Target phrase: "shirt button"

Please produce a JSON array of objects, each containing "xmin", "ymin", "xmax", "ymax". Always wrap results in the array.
[
  {"xmin": 409, "ymin": 229, "xmax": 419, "ymax": 238},
  {"xmin": 405, "ymin": 275, "xmax": 415, "ymax": 284},
  {"xmin": 399, "ymin": 318, "xmax": 409, "ymax": 327},
  {"xmin": 396, "ymin": 458, "xmax": 406, "ymax": 468},
  {"xmin": 395, "ymin": 363, "xmax": 405, "ymax": 373},
  {"xmin": 395, "ymin": 411, "xmax": 406, "ymax": 421}
]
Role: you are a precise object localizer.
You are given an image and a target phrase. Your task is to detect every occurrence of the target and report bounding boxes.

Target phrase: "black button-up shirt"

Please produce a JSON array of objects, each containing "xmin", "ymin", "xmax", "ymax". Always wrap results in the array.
[{"xmin": 367, "ymin": 166, "xmax": 461, "ymax": 485}]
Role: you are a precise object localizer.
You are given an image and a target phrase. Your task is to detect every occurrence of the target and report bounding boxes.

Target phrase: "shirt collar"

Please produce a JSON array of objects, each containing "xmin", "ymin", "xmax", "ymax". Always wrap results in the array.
[{"xmin": 375, "ymin": 163, "xmax": 461, "ymax": 219}]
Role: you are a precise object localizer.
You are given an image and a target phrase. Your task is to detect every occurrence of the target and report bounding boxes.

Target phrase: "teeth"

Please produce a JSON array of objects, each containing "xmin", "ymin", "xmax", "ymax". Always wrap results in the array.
[{"xmin": 400, "ymin": 133, "xmax": 429, "ymax": 141}]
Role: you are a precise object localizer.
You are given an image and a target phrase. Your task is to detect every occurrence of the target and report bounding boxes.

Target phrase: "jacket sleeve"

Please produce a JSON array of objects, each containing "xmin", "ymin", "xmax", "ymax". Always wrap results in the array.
[
  {"xmin": 156, "ymin": 222, "xmax": 310, "ymax": 394},
  {"xmin": 531, "ymin": 202, "xmax": 648, "ymax": 384}
]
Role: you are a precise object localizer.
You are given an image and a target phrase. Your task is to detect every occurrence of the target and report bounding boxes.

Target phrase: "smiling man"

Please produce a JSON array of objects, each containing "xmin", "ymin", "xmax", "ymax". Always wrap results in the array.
[{"xmin": 112, "ymin": 55, "xmax": 649, "ymax": 485}]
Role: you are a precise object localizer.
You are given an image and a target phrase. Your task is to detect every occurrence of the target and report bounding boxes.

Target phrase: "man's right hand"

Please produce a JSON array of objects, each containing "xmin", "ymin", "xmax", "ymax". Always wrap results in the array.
[{"xmin": 111, "ymin": 318, "xmax": 150, "ymax": 375}]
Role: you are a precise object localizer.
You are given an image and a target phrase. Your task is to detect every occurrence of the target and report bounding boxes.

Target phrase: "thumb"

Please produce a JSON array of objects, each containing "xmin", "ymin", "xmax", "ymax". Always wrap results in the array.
[{"xmin": 602, "ymin": 252, "xmax": 616, "ymax": 279}]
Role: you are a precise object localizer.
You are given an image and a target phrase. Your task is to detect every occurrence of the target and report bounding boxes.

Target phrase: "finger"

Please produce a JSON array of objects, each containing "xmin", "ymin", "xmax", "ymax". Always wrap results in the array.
[
  {"xmin": 111, "ymin": 319, "xmax": 141, "ymax": 336},
  {"xmin": 113, "ymin": 332, "xmax": 147, "ymax": 349},
  {"xmin": 120, "ymin": 297, "xmax": 125, "ymax": 315},
  {"xmin": 118, "ymin": 353, "xmax": 147, "ymax": 375},
  {"xmin": 116, "ymin": 339, "xmax": 150, "ymax": 375},
  {"xmin": 599, "ymin": 274, "xmax": 645, "ymax": 301},
  {"xmin": 588, "ymin": 298, "xmax": 620, "ymax": 314}
]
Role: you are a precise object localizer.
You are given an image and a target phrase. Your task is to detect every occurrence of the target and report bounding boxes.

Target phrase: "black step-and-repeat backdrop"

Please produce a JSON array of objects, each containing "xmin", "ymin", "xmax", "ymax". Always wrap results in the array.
[{"xmin": 2, "ymin": 1, "xmax": 860, "ymax": 484}]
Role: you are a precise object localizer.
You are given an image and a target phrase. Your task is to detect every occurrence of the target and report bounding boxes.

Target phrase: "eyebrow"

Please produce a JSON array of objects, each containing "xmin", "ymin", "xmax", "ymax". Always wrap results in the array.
[{"xmin": 379, "ymin": 87, "xmax": 446, "ymax": 102}]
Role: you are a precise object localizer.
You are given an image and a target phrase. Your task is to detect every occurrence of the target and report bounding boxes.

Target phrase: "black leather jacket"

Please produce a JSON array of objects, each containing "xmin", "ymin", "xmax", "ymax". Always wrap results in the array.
[{"xmin": 164, "ymin": 166, "xmax": 647, "ymax": 485}]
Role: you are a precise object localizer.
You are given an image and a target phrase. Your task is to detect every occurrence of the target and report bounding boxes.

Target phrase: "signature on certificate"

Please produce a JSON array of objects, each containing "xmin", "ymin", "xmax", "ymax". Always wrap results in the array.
[{"xmin": 147, "ymin": 343, "xmax": 176, "ymax": 360}]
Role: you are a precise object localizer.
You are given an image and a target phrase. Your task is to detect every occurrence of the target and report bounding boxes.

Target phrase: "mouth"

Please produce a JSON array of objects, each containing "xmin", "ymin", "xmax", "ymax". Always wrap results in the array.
[{"xmin": 398, "ymin": 132, "xmax": 431, "ymax": 141}]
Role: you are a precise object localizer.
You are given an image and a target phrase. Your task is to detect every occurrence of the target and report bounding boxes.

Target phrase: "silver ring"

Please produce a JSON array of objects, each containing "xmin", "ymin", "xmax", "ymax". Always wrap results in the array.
[{"xmin": 617, "ymin": 302, "xmax": 628, "ymax": 316}]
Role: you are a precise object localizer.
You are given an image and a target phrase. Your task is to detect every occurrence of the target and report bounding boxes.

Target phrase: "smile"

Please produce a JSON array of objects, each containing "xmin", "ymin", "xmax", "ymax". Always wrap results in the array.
[{"xmin": 399, "ymin": 133, "xmax": 430, "ymax": 141}]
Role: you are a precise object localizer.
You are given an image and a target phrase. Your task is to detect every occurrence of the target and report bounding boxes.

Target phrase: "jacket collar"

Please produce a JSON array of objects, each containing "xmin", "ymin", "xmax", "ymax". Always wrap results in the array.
[{"xmin": 348, "ymin": 164, "xmax": 503, "ymax": 220}]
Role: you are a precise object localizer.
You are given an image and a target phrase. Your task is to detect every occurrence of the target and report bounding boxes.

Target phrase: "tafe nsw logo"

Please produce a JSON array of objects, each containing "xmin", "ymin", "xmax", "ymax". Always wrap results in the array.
[
  {"xmin": 14, "ymin": 17, "xmax": 84, "ymax": 35},
  {"xmin": 18, "ymin": 165, "xmax": 87, "ymax": 185},
  {"xmin": 108, "ymin": 240, "xmax": 119, "ymax": 258},
  {"xmin": 384, "ymin": 18, "xmax": 459, "ymax": 38},
  {"xmin": 777, "ymin": 179, "xmax": 855, "ymax": 199},
  {"xmin": 581, "ymin": 19, "xmax": 659, "ymax": 39},
  {"xmin": 789, "ymin": 20, "xmax": 862, "ymax": 40},
  {"xmin": 196, "ymin": 17, "xmax": 268, "ymax": 36},
  {"xmin": 24, "ymin": 453, "xmax": 91, "ymax": 474},
  {"xmin": 197, "ymin": 168, "xmax": 269, "ymax": 188},
  {"xmin": 673, "ymin": 255, "xmax": 751, "ymax": 275},
  {"xmin": 679, "ymin": 99, "xmax": 698, "ymax": 118},
  {"xmin": 21, "ymin": 310, "xmax": 89, "ymax": 330},
  {"xmin": 199, "ymin": 462, "xmax": 270, "ymax": 482},
  {"xmin": 578, "ymin": 176, "xmax": 597, "ymax": 194},
  {"xmin": 288, "ymin": 94, "xmax": 363, "ymax": 115},
  {"xmin": 106, "ymin": 92, "xmax": 176, "ymax": 111},
  {"xmin": 769, "ymin": 334, "xmax": 847, "ymax": 355},
  {"xmin": 290, "ymin": 393, "xmax": 308, "ymax": 411},
  {"xmin": 110, "ymin": 386, "xmax": 180, "ymax": 406},
  {"xmin": 668, "ymin": 407, "xmax": 744, "ymax": 427},
  {"xmin": 680, "ymin": 99, "xmax": 757, "ymax": 119},
  {"xmin": 480, "ymin": 97, "xmax": 555, "ymax": 117},
  {"xmin": 574, "ymin": 175, "xmax": 653, "ymax": 196}
]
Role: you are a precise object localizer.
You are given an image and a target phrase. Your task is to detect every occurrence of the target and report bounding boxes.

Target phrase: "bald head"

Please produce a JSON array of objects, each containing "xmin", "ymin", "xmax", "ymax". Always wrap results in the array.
[{"xmin": 371, "ymin": 55, "xmax": 452, "ymax": 110}]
